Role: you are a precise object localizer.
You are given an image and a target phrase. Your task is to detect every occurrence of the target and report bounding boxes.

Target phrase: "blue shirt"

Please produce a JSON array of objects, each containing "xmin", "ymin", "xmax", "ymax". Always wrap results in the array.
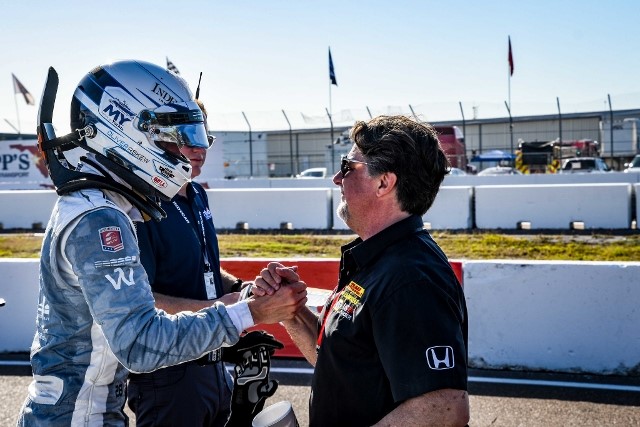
[{"xmin": 137, "ymin": 182, "xmax": 224, "ymax": 300}]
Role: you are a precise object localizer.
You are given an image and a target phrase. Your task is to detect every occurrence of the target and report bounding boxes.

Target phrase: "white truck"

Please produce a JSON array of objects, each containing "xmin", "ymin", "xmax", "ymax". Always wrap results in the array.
[{"xmin": 600, "ymin": 118, "xmax": 639, "ymax": 158}]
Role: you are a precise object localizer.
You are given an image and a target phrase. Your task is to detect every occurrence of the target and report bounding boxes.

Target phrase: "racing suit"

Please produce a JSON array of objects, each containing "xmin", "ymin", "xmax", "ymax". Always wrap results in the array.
[{"xmin": 17, "ymin": 187, "xmax": 248, "ymax": 426}]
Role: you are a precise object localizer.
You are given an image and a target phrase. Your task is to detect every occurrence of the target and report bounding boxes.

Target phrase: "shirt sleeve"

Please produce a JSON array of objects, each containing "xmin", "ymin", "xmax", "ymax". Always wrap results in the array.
[
  {"xmin": 61, "ymin": 207, "xmax": 240, "ymax": 373},
  {"xmin": 372, "ymin": 279, "xmax": 468, "ymax": 402}
]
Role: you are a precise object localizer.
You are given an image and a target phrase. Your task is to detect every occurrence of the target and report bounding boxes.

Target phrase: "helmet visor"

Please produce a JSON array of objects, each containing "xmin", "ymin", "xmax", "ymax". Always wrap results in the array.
[
  {"xmin": 139, "ymin": 108, "xmax": 212, "ymax": 149},
  {"xmin": 176, "ymin": 123, "xmax": 211, "ymax": 148}
]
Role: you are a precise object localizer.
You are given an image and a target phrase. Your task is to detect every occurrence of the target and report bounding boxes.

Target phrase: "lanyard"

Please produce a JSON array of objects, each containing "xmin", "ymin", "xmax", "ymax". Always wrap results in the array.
[
  {"xmin": 317, "ymin": 286, "xmax": 343, "ymax": 347},
  {"xmin": 172, "ymin": 199, "xmax": 211, "ymax": 271}
]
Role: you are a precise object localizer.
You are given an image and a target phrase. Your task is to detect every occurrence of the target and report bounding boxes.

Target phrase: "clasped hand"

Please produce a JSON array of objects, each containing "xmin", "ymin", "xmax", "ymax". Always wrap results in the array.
[
  {"xmin": 253, "ymin": 262, "xmax": 302, "ymax": 296},
  {"xmin": 244, "ymin": 262, "xmax": 307, "ymax": 325}
]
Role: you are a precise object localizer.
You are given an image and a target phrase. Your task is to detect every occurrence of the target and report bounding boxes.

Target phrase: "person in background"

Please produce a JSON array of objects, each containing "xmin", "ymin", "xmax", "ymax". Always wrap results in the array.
[
  {"xmin": 255, "ymin": 115, "xmax": 470, "ymax": 426},
  {"xmin": 127, "ymin": 98, "xmax": 250, "ymax": 426},
  {"xmin": 18, "ymin": 60, "xmax": 306, "ymax": 426}
]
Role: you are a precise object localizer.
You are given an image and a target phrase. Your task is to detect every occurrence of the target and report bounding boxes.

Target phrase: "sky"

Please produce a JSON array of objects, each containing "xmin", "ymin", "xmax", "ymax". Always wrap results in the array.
[{"xmin": 1, "ymin": 0, "xmax": 639, "ymax": 134}]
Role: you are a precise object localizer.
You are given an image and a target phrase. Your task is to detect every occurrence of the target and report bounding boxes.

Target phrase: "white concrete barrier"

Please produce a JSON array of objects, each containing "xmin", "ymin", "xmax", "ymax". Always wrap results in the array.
[
  {"xmin": 206, "ymin": 188, "xmax": 332, "ymax": 229},
  {"xmin": 332, "ymin": 186, "xmax": 474, "ymax": 231},
  {"xmin": 475, "ymin": 183, "xmax": 632, "ymax": 229},
  {"xmin": 0, "ymin": 190, "xmax": 57, "ymax": 229},
  {"xmin": 0, "ymin": 259, "xmax": 39, "ymax": 352},
  {"xmin": 0, "ymin": 182, "xmax": 635, "ymax": 231},
  {"xmin": 3, "ymin": 257, "xmax": 639, "ymax": 375},
  {"xmin": 424, "ymin": 186, "xmax": 473, "ymax": 229},
  {"xmin": 212, "ymin": 172, "xmax": 640, "ymax": 189},
  {"xmin": 464, "ymin": 260, "xmax": 640, "ymax": 374}
]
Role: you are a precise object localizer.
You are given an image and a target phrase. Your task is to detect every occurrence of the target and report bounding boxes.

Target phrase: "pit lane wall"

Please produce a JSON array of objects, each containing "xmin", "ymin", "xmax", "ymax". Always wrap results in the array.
[
  {"xmin": 1, "ymin": 258, "xmax": 639, "ymax": 376},
  {"xmin": 0, "ymin": 181, "xmax": 638, "ymax": 230}
]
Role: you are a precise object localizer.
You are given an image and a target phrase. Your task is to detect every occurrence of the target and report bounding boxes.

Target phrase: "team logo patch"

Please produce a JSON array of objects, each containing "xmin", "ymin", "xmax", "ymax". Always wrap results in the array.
[
  {"xmin": 332, "ymin": 281, "xmax": 365, "ymax": 320},
  {"xmin": 426, "ymin": 346, "xmax": 455, "ymax": 370},
  {"xmin": 99, "ymin": 226, "xmax": 124, "ymax": 252},
  {"xmin": 346, "ymin": 281, "xmax": 365, "ymax": 297}
]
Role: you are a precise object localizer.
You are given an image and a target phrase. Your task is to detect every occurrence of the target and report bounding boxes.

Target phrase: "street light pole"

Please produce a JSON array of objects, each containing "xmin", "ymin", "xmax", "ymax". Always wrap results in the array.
[
  {"xmin": 282, "ymin": 110, "xmax": 294, "ymax": 176},
  {"xmin": 459, "ymin": 102, "xmax": 467, "ymax": 170},
  {"xmin": 557, "ymin": 97, "xmax": 563, "ymax": 145},
  {"xmin": 242, "ymin": 111, "xmax": 253, "ymax": 177},
  {"xmin": 607, "ymin": 94, "xmax": 614, "ymax": 168}
]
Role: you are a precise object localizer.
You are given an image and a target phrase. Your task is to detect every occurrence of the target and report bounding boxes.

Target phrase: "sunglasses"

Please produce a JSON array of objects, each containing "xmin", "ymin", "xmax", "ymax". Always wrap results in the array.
[{"xmin": 340, "ymin": 155, "xmax": 369, "ymax": 177}]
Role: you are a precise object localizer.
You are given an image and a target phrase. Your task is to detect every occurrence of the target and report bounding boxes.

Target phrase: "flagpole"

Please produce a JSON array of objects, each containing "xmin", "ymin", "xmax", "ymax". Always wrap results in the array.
[
  {"xmin": 507, "ymin": 41, "xmax": 511, "ymax": 110},
  {"xmin": 329, "ymin": 47, "xmax": 332, "ymax": 117},
  {"xmin": 507, "ymin": 36, "xmax": 513, "ymax": 113},
  {"xmin": 328, "ymin": 46, "xmax": 336, "ymax": 118},
  {"xmin": 329, "ymin": 80, "xmax": 332, "ymax": 118},
  {"xmin": 508, "ymin": 68, "xmax": 511, "ymax": 113},
  {"xmin": 13, "ymin": 92, "xmax": 21, "ymax": 135}
]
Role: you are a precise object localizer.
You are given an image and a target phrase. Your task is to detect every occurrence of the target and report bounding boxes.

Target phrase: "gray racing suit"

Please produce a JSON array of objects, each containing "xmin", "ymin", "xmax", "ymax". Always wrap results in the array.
[{"xmin": 17, "ymin": 188, "xmax": 246, "ymax": 426}]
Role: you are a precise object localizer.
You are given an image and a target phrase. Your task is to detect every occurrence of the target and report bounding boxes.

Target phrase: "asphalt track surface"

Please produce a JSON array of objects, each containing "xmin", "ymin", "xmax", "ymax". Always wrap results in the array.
[{"xmin": 1, "ymin": 355, "xmax": 638, "ymax": 426}]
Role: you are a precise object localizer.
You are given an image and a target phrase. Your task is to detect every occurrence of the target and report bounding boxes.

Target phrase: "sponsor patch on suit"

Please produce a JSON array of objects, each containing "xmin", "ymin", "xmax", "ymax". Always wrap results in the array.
[{"xmin": 99, "ymin": 226, "xmax": 124, "ymax": 252}]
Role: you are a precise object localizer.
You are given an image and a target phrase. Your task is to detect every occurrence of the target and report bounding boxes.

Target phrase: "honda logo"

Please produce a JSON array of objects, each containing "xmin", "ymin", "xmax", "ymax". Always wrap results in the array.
[{"xmin": 426, "ymin": 346, "xmax": 455, "ymax": 370}]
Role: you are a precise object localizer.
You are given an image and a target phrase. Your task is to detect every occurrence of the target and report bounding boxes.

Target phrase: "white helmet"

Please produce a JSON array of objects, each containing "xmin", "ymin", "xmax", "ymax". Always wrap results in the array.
[{"xmin": 69, "ymin": 60, "xmax": 210, "ymax": 200}]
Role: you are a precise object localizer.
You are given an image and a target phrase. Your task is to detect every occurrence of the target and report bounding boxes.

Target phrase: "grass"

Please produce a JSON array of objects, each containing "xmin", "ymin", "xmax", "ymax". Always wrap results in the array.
[
  {"xmin": 2, "ymin": 231, "xmax": 639, "ymax": 261},
  {"xmin": 0, "ymin": 235, "xmax": 44, "ymax": 258}
]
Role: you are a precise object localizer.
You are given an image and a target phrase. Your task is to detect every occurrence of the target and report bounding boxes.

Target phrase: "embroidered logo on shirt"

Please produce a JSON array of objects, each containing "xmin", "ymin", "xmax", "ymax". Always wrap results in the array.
[
  {"xmin": 105, "ymin": 267, "xmax": 135, "ymax": 290},
  {"xmin": 99, "ymin": 226, "xmax": 124, "ymax": 252},
  {"xmin": 332, "ymin": 281, "xmax": 365, "ymax": 320},
  {"xmin": 346, "ymin": 281, "xmax": 365, "ymax": 297},
  {"xmin": 203, "ymin": 207, "xmax": 213, "ymax": 220},
  {"xmin": 426, "ymin": 346, "xmax": 455, "ymax": 370},
  {"xmin": 94, "ymin": 256, "xmax": 138, "ymax": 269}
]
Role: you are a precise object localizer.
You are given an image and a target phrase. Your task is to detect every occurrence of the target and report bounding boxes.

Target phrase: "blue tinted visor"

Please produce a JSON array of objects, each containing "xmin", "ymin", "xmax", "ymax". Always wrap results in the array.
[
  {"xmin": 138, "ymin": 107, "xmax": 213, "ymax": 149},
  {"xmin": 176, "ymin": 123, "xmax": 211, "ymax": 148}
]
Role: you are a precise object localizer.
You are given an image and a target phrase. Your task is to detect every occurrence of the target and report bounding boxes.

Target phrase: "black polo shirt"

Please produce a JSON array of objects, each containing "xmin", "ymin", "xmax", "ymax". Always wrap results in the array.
[{"xmin": 310, "ymin": 215, "xmax": 468, "ymax": 427}]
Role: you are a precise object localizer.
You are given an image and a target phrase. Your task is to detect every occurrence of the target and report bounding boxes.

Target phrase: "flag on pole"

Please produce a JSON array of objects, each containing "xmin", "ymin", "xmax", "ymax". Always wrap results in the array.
[
  {"xmin": 12, "ymin": 74, "xmax": 34, "ymax": 105},
  {"xmin": 508, "ymin": 36, "xmax": 514, "ymax": 76},
  {"xmin": 329, "ymin": 48, "xmax": 337, "ymax": 86},
  {"xmin": 166, "ymin": 57, "xmax": 180, "ymax": 75}
]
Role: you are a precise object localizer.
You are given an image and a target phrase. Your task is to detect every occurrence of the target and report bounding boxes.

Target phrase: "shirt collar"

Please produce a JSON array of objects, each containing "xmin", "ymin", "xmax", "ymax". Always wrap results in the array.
[{"xmin": 341, "ymin": 214, "xmax": 425, "ymax": 270}]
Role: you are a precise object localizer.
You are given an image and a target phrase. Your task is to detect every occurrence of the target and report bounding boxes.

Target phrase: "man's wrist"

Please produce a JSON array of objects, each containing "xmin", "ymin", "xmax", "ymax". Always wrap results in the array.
[{"xmin": 226, "ymin": 300, "xmax": 255, "ymax": 332}]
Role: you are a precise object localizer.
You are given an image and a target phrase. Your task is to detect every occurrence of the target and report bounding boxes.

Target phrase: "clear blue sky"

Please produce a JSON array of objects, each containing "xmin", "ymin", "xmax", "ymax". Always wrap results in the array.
[{"xmin": 1, "ymin": 0, "xmax": 639, "ymax": 133}]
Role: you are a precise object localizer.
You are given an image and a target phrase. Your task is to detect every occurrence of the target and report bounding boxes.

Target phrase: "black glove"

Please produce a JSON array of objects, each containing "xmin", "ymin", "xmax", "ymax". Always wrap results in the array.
[
  {"xmin": 224, "ymin": 331, "xmax": 284, "ymax": 427},
  {"xmin": 221, "ymin": 330, "xmax": 284, "ymax": 365},
  {"xmin": 226, "ymin": 346, "xmax": 279, "ymax": 426}
]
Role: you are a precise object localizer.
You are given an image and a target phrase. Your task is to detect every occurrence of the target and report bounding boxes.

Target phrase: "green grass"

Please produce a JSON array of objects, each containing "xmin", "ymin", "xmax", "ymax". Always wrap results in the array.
[
  {"xmin": 0, "ymin": 235, "xmax": 43, "ymax": 258},
  {"xmin": 2, "ymin": 231, "xmax": 637, "ymax": 261},
  {"xmin": 429, "ymin": 232, "xmax": 640, "ymax": 261}
]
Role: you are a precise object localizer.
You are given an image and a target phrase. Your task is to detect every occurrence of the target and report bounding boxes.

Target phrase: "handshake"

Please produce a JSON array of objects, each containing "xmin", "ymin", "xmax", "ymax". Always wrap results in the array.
[{"xmin": 243, "ymin": 263, "xmax": 307, "ymax": 326}]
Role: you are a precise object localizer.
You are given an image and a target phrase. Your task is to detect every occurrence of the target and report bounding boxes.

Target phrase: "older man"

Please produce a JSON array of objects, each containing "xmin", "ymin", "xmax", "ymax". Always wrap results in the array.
[{"xmin": 256, "ymin": 115, "xmax": 470, "ymax": 426}]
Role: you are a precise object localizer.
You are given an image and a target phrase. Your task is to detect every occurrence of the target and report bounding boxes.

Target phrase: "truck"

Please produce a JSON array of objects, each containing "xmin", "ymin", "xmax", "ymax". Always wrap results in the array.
[
  {"xmin": 600, "ymin": 118, "xmax": 639, "ymax": 160},
  {"xmin": 515, "ymin": 139, "xmax": 599, "ymax": 174},
  {"xmin": 337, "ymin": 125, "xmax": 469, "ymax": 171},
  {"xmin": 433, "ymin": 125, "xmax": 467, "ymax": 169}
]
